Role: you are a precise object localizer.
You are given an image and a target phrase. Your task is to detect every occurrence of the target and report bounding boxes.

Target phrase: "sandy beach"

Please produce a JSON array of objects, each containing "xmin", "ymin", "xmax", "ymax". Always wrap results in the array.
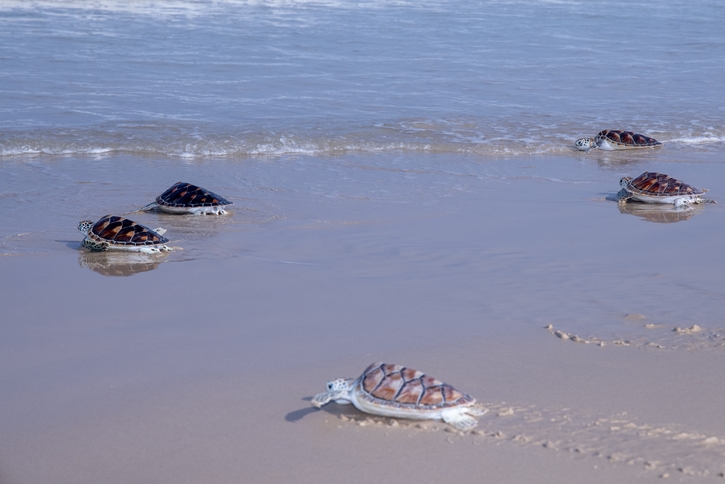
[{"xmin": 1, "ymin": 151, "xmax": 724, "ymax": 483}]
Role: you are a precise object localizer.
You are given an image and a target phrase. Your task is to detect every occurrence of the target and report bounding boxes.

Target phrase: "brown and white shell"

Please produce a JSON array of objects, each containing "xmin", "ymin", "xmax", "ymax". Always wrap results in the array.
[
  {"xmin": 356, "ymin": 362, "xmax": 475, "ymax": 411},
  {"xmin": 89, "ymin": 215, "xmax": 169, "ymax": 247},
  {"xmin": 596, "ymin": 129, "xmax": 661, "ymax": 148},
  {"xmin": 625, "ymin": 172, "xmax": 707, "ymax": 198}
]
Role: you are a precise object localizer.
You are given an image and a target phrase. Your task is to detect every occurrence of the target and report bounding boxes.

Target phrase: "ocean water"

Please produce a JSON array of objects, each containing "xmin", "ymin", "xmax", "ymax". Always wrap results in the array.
[{"xmin": 0, "ymin": 0, "xmax": 724, "ymax": 157}]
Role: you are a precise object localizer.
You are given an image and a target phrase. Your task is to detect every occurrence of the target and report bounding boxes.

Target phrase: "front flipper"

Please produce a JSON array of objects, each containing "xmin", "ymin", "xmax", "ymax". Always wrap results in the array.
[
  {"xmin": 311, "ymin": 391, "xmax": 335, "ymax": 408},
  {"xmin": 616, "ymin": 189, "xmax": 632, "ymax": 204},
  {"xmin": 82, "ymin": 238, "xmax": 109, "ymax": 252}
]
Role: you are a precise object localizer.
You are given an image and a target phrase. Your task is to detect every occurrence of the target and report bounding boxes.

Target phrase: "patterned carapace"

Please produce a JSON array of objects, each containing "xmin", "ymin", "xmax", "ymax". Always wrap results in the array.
[
  {"xmin": 359, "ymin": 362, "xmax": 474, "ymax": 409},
  {"xmin": 156, "ymin": 182, "xmax": 232, "ymax": 208},
  {"xmin": 627, "ymin": 172, "xmax": 706, "ymax": 196},
  {"xmin": 91, "ymin": 215, "xmax": 169, "ymax": 246},
  {"xmin": 597, "ymin": 130, "xmax": 661, "ymax": 147}
]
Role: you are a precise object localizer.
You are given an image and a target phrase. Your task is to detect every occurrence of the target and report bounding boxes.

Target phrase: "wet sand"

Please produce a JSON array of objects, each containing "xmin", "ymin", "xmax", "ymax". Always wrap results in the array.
[{"xmin": 1, "ymin": 152, "xmax": 724, "ymax": 483}]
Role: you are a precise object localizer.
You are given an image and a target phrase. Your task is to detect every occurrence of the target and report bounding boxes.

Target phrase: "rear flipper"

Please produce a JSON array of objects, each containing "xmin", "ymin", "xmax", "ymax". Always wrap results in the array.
[
  {"xmin": 125, "ymin": 202, "xmax": 159, "ymax": 215},
  {"xmin": 441, "ymin": 406, "xmax": 487, "ymax": 431}
]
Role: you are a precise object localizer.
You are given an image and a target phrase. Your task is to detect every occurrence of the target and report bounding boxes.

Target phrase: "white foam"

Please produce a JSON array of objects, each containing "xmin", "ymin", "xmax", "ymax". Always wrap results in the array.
[{"xmin": 667, "ymin": 135, "xmax": 725, "ymax": 145}]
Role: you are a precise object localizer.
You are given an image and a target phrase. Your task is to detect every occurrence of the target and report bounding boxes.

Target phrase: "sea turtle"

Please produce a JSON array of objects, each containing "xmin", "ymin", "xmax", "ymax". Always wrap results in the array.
[
  {"xmin": 575, "ymin": 130, "xmax": 662, "ymax": 151},
  {"xmin": 140, "ymin": 182, "xmax": 233, "ymax": 215},
  {"xmin": 78, "ymin": 215, "xmax": 172, "ymax": 254},
  {"xmin": 311, "ymin": 362, "xmax": 487, "ymax": 431},
  {"xmin": 617, "ymin": 172, "xmax": 713, "ymax": 208}
]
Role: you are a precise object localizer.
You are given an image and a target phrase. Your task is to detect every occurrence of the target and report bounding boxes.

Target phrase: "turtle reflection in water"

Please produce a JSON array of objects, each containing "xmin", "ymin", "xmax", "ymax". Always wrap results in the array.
[
  {"xmin": 78, "ymin": 251, "xmax": 165, "ymax": 277},
  {"xmin": 617, "ymin": 198, "xmax": 706, "ymax": 224}
]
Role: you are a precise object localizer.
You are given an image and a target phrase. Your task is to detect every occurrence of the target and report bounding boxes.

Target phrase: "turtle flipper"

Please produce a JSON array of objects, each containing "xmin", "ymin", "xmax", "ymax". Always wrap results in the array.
[
  {"xmin": 126, "ymin": 202, "xmax": 159, "ymax": 214},
  {"xmin": 82, "ymin": 237, "xmax": 108, "ymax": 252},
  {"xmin": 616, "ymin": 188, "xmax": 632, "ymax": 204},
  {"xmin": 311, "ymin": 391, "xmax": 335, "ymax": 408},
  {"xmin": 441, "ymin": 407, "xmax": 484, "ymax": 431}
]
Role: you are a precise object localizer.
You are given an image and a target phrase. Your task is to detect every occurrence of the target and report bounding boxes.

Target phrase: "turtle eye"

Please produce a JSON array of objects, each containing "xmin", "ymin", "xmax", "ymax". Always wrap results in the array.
[{"xmin": 327, "ymin": 383, "xmax": 333, "ymax": 390}]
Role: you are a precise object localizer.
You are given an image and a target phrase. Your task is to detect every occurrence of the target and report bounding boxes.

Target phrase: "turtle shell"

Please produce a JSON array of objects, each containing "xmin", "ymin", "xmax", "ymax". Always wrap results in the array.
[
  {"xmin": 597, "ymin": 129, "xmax": 661, "ymax": 148},
  {"xmin": 90, "ymin": 215, "xmax": 169, "ymax": 247},
  {"xmin": 156, "ymin": 182, "xmax": 232, "ymax": 208},
  {"xmin": 626, "ymin": 172, "xmax": 707, "ymax": 197},
  {"xmin": 356, "ymin": 362, "xmax": 475, "ymax": 411}
]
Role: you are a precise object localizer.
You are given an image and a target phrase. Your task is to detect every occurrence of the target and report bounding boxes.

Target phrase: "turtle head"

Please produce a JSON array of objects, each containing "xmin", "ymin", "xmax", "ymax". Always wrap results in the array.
[
  {"xmin": 78, "ymin": 220, "xmax": 94, "ymax": 235},
  {"xmin": 574, "ymin": 137, "xmax": 595, "ymax": 151},
  {"xmin": 619, "ymin": 176, "xmax": 632, "ymax": 189},
  {"xmin": 311, "ymin": 378, "xmax": 354, "ymax": 408}
]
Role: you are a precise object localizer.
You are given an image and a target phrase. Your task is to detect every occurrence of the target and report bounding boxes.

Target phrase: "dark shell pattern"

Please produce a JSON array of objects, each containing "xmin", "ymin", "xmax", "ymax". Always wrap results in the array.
[
  {"xmin": 156, "ymin": 182, "xmax": 232, "ymax": 208},
  {"xmin": 627, "ymin": 172, "xmax": 706, "ymax": 197},
  {"xmin": 597, "ymin": 129, "xmax": 661, "ymax": 148},
  {"xmin": 91, "ymin": 215, "xmax": 169, "ymax": 246},
  {"xmin": 358, "ymin": 362, "xmax": 474, "ymax": 410}
]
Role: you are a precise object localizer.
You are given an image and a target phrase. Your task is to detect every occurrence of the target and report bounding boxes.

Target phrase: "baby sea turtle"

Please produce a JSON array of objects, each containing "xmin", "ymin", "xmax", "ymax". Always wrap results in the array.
[
  {"xmin": 575, "ymin": 130, "xmax": 662, "ymax": 151},
  {"xmin": 311, "ymin": 362, "xmax": 486, "ymax": 431},
  {"xmin": 78, "ymin": 215, "xmax": 172, "ymax": 254},
  {"xmin": 140, "ymin": 182, "xmax": 233, "ymax": 215},
  {"xmin": 617, "ymin": 172, "xmax": 713, "ymax": 208}
]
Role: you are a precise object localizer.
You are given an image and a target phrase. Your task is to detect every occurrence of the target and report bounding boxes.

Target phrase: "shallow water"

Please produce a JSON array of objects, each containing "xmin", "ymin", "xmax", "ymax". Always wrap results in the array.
[
  {"xmin": 1, "ymin": 0, "xmax": 724, "ymax": 157},
  {"xmin": 2, "ymin": 151, "xmax": 723, "ymax": 345}
]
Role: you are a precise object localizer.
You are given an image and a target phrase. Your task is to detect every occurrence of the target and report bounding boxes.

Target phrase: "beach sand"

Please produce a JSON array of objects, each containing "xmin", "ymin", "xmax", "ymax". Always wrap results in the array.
[{"xmin": 1, "ymin": 152, "xmax": 724, "ymax": 483}]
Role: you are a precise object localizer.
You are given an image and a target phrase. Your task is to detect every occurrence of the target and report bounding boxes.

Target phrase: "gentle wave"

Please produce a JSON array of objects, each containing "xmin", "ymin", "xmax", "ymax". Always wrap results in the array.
[
  {"xmin": 666, "ymin": 135, "xmax": 725, "ymax": 145},
  {"xmin": 0, "ymin": 0, "xmax": 446, "ymax": 15},
  {"xmin": 2, "ymin": 122, "xmax": 723, "ymax": 158}
]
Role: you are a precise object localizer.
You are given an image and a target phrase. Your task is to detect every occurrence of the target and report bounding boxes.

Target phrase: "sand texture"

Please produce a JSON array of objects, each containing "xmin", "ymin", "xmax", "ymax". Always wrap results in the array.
[{"xmin": 1, "ymin": 152, "xmax": 724, "ymax": 483}]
